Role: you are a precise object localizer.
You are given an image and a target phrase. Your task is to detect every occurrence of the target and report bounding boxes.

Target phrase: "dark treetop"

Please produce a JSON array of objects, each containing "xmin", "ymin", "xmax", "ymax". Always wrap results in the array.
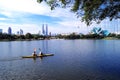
[{"xmin": 37, "ymin": 0, "xmax": 120, "ymax": 26}]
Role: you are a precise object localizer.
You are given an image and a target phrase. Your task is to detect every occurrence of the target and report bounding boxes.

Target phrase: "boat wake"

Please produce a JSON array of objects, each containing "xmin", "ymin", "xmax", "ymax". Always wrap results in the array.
[{"xmin": 0, "ymin": 57, "xmax": 23, "ymax": 62}]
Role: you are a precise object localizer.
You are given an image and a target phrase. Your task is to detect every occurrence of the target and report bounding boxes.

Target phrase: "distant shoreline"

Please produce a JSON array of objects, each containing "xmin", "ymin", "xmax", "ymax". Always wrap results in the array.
[
  {"xmin": 0, "ymin": 37, "xmax": 119, "ymax": 42},
  {"xmin": 1, "ymin": 32, "xmax": 120, "ymax": 41},
  {"xmin": 0, "ymin": 38, "xmax": 45, "ymax": 41},
  {"xmin": 102, "ymin": 37, "xmax": 118, "ymax": 40}
]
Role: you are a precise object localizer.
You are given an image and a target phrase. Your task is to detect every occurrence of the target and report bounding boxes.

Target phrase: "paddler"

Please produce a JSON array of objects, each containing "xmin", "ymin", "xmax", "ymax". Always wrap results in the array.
[
  {"xmin": 39, "ymin": 48, "xmax": 43, "ymax": 55},
  {"xmin": 32, "ymin": 48, "xmax": 37, "ymax": 56}
]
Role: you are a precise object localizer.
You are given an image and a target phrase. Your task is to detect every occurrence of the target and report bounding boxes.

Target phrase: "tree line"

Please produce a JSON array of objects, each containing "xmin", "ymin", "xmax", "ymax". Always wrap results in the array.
[
  {"xmin": 56, "ymin": 33, "xmax": 120, "ymax": 39},
  {"xmin": 1, "ymin": 32, "xmax": 120, "ymax": 41},
  {"xmin": 0, "ymin": 33, "xmax": 46, "ymax": 41}
]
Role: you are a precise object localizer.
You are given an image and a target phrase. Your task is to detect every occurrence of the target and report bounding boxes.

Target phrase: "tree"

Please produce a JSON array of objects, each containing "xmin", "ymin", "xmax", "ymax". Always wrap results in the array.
[
  {"xmin": 25, "ymin": 33, "xmax": 33, "ymax": 39},
  {"xmin": 37, "ymin": 0, "xmax": 120, "ymax": 26}
]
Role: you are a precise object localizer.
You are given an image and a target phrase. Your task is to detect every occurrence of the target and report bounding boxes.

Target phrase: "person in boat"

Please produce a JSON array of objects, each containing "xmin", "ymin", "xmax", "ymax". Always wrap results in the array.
[
  {"xmin": 32, "ymin": 48, "xmax": 37, "ymax": 56},
  {"xmin": 39, "ymin": 48, "xmax": 43, "ymax": 55}
]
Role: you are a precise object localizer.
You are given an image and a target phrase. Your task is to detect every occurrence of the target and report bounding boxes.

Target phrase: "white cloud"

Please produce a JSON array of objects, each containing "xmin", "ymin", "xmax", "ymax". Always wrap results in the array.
[
  {"xmin": 0, "ymin": 11, "xmax": 12, "ymax": 17},
  {"xmin": 0, "ymin": 0, "xmax": 102, "ymax": 34},
  {"xmin": 0, "ymin": 23, "xmax": 42, "ymax": 34},
  {"xmin": 0, "ymin": 0, "xmax": 50, "ymax": 15},
  {"xmin": 0, "ymin": 18, "xmax": 8, "ymax": 20},
  {"xmin": 0, "ymin": 0, "xmax": 76, "ymax": 18}
]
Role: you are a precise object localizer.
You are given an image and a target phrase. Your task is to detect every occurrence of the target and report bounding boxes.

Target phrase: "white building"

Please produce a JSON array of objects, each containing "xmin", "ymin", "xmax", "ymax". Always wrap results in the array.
[{"xmin": 20, "ymin": 29, "xmax": 23, "ymax": 35}]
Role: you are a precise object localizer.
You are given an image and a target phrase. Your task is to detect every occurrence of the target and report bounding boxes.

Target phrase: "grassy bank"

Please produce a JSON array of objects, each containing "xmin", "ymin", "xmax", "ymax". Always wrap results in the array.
[{"xmin": 102, "ymin": 37, "xmax": 118, "ymax": 40}]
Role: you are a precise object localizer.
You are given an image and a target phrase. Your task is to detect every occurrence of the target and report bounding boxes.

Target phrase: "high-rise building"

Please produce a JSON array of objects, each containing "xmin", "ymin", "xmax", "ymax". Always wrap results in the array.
[
  {"xmin": 17, "ymin": 31, "xmax": 19, "ymax": 35},
  {"xmin": 20, "ymin": 29, "xmax": 23, "ymax": 35},
  {"xmin": 8, "ymin": 27, "xmax": 12, "ymax": 35},
  {"xmin": 42, "ymin": 24, "xmax": 49, "ymax": 36},
  {"xmin": 0, "ymin": 29, "xmax": 2, "ymax": 33},
  {"xmin": 46, "ymin": 24, "xmax": 48, "ymax": 36},
  {"xmin": 42, "ymin": 24, "xmax": 44, "ymax": 35}
]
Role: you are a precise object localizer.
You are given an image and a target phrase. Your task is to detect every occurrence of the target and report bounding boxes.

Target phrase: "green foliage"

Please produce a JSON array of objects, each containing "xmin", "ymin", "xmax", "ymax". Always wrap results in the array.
[
  {"xmin": 37, "ymin": 0, "xmax": 47, "ymax": 3},
  {"xmin": 37, "ymin": 0, "xmax": 120, "ymax": 26},
  {"xmin": 116, "ymin": 34, "xmax": 120, "ymax": 39},
  {"xmin": 47, "ymin": 0, "xmax": 60, "ymax": 10},
  {"xmin": 108, "ymin": 33, "xmax": 116, "ymax": 37},
  {"xmin": 55, "ymin": 33, "xmax": 106, "ymax": 39},
  {"xmin": 33, "ymin": 34, "xmax": 39, "ymax": 39},
  {"xmin": 57, "ymin": 33, "xmax": 105, "ymax": 39},
  {"xmin": 71, "ymin": 0, "xmax": 80, "ymax": 12},
  {"xmin": 25, "ymin": 33, "xmax": 33, "ymax": 39},
  {"xmin": 55, "ymin": 34, "xmax": 64, "ymax": 39},
  {"xmin": 83, "ymin": 34, "xmax": 104, "ymax": 39},
  {"xmin": 1, "ymin": 32, "xmax": 120, "ymax": 40},
  {"xmin": 0, "ymin": 32, "xmax": 48, "ymax": 41},
  {"xmin": 32, "ymin": 34, "xmax": 45, "ymax": 39},
  {"xmin": 65, "ymin": 33, "xmax": 80, "ymax": 39},
  {"xmin": 0, "ymin": 33, "xmax": 15, "ymax": 40}
]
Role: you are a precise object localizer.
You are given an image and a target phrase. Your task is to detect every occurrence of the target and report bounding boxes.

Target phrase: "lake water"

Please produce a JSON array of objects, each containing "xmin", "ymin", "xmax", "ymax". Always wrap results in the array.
[{"xmin": 0, "ymin": 39, "xmax": 120, "ymax": 80}]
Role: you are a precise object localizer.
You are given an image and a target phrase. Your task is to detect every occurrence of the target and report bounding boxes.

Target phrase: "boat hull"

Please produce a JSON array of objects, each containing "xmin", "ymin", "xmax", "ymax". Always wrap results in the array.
[{"xmin": 22, "ymin": 54, "xmax": 54, "ymax": 58}]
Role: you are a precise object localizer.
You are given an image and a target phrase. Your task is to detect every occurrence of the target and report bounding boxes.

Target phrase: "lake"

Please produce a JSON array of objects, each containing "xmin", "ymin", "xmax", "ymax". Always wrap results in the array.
[{"xmin": 0, "ymin": 39, "xmax": 120, "ymax": 80}]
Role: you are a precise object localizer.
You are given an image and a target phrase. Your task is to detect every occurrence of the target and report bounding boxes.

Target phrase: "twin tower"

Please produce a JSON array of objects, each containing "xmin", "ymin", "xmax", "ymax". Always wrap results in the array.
[{"xmin": 42, "ymin": 24, "xmax": 48, "ymax": 36}]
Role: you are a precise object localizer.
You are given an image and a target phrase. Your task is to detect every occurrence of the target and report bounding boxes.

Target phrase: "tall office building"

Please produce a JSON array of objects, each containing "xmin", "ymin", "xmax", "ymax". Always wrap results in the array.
[
  {"xmin": 8, "ymin": 27, "xmax": 12, "ymax": 35},
  {"xmin": 42, "ymin": 24, "xmax": 48, "ymax": 36},
  {"xmin": 17, "ymin": 31, "xmax": 19, "ymax": 35},
  {"xmin": 42, "ymin": 24, "xmax": 49, "ymax": 36},
  {"xmin": 42, "ymin": 24, "xmax": 45, "ymax": 35},
  {"xmin": 46, "ymin": 24, "xmax": 48, "ymax": 36},
  {"xmin": 20, "ymin": 29, "xmax": 23, "ymax": 35},
  {"xmin": 0, "ymin": 29, "xmax": 2, "ymax": 33}
]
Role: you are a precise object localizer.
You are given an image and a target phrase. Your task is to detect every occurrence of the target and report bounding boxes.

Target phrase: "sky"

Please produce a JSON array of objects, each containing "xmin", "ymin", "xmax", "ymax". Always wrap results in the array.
[{"xmin": 0, "ymin": 0, "xmax": 119, "ymax": 34}]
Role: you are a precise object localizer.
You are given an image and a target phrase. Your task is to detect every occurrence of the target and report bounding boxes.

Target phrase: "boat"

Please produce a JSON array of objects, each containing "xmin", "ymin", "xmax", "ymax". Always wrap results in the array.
[
  {"xmin": 22, "ymin": 54, "xmax": 54, "ymax": 58},
  {"xmin": 37, "ymin": 54, "xmax": 54, "ymax": 57}
]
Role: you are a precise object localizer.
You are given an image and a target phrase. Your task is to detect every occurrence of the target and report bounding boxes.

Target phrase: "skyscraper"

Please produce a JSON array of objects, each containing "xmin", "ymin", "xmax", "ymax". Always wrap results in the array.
[
  {"xmin": 46, "ymin": 24, "xmax": 48, "ymax": 36},
  {"xmin": 42, "ymin": 24, "xmax": 49, "ymax": 36},
  {"xmin": 20, "ymin": 29, "xmax": 23, "ymax": 35},
  {"xmin": 17, "ymin": 31, "xmax": 19, "ymax": 35},
  {"xmin": 8, "ymin": 27, "xmax": 12, "ymax": 35},
  {"xmin": 42, "ymin": 24, "xmax": 45, "ymax": 35}
]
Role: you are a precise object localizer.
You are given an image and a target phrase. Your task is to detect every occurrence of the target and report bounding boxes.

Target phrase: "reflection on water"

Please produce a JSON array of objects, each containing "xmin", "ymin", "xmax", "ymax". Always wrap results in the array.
[
  {"xmin": 42, "ymin": 40, "xmax": 48, "ymax": 53},
  {"xmin": 0, "ymin": 57, "xmax": 22, "ymax": 62},
  {"xmin": 0, "ymin": 40, "xmax": 120, "ymax": 80}
]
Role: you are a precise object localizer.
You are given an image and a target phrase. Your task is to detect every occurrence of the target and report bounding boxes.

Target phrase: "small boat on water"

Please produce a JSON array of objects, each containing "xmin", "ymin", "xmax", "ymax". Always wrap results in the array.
[{"xmin": 22, "ymin": 54, "xmax": 54, "ymax": 58}]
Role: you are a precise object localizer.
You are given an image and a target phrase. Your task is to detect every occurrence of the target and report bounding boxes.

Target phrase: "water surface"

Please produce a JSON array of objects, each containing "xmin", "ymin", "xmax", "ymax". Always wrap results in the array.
[{"xmin": 0, "ymin": 39, "xmax": 120, "ymax": 80}]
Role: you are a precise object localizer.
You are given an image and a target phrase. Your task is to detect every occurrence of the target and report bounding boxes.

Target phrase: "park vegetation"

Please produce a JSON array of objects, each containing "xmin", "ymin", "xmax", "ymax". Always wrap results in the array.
[
  {"xmin": 0, "ymin": 32, "xmax": 120, "ymax": 41},
  {"xmin": 0, "ymin": 33, "xmax": 46, "ymax": 41},
  {"xmin": 56, "ymin": 33, "xmax": 120, "ymax": 40}
]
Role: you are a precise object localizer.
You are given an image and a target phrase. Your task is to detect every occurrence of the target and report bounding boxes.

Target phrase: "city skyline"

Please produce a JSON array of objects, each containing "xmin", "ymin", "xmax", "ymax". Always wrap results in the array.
[
  {"xmin": 0, "ymin": 24, "xmax": 47, "ymax": 35},
  {"xmin": 0, "ymin": 0, "xmax": 120, "ymax": 34}
]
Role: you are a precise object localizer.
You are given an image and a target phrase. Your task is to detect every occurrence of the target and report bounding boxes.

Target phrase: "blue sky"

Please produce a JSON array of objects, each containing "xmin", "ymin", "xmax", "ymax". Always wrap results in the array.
[{"xmin": 0, "ymin": 0, "xmax": 119, "ymax": 34}]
